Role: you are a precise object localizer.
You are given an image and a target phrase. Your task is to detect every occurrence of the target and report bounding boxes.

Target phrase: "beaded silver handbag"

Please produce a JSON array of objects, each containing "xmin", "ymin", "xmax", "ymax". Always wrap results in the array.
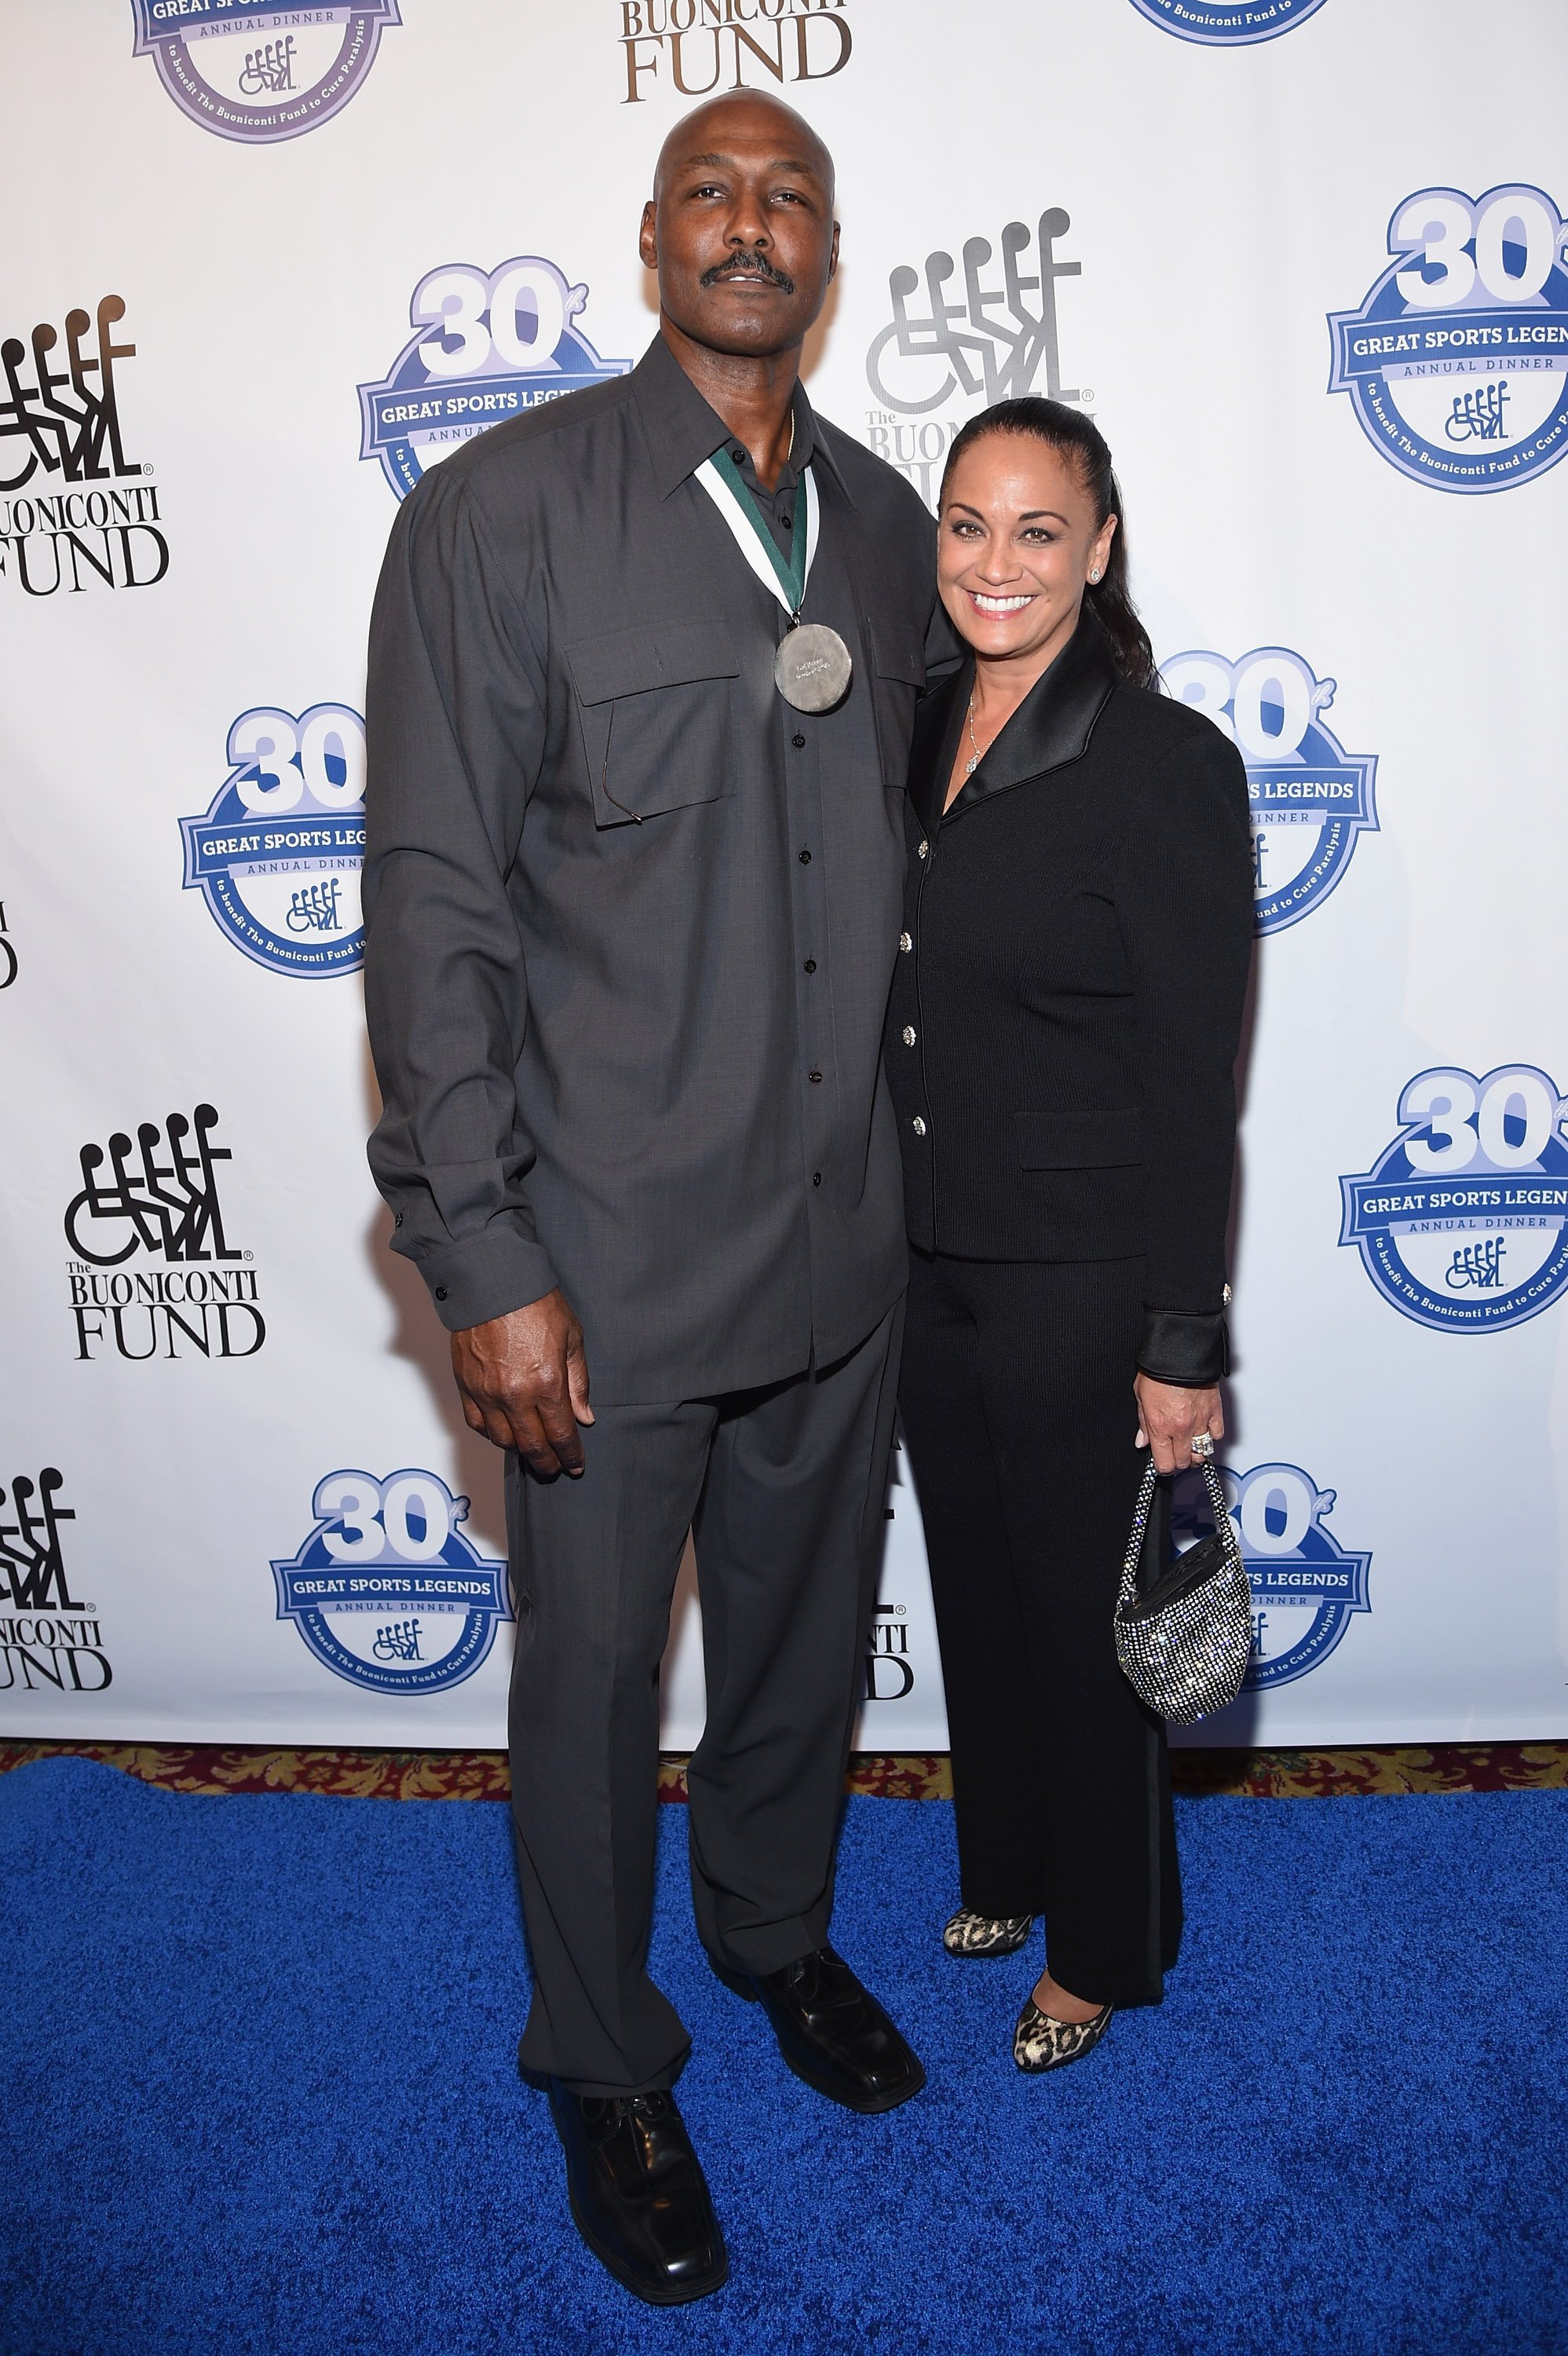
[{"xmin": 1113, "ymin": 1456, "xmax": 1252, "ymax": 1724}]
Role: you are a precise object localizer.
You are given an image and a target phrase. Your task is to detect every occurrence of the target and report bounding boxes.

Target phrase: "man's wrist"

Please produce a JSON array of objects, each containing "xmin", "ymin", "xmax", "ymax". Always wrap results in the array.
[{"xmin": 416, "ymin": 1228, "xmax": 560, "ymax": 1333}]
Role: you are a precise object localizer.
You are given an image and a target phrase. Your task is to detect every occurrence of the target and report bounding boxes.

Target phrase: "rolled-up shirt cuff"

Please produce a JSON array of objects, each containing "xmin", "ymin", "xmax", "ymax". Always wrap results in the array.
[
  {"xmin": 1137, "ymin": 1308, "xmax": 1230, "ymax": 1387},
  {"xmin": 406, "ymin": 1223, "xmax": 560, "ymax": 1334}
]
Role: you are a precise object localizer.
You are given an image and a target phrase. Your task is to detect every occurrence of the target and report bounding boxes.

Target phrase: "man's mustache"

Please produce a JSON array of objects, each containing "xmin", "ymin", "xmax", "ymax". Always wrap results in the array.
[{"xmin": 700, "ymin": 253, "xmax": 795, "ymax": 293}]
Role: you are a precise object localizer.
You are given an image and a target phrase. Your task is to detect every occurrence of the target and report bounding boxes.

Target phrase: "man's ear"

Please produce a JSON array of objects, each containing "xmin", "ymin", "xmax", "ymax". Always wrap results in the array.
[
  {"xmin": 638, "ymin": 199, "xmax": 658, "ymax": 272},
  {"xmin": 827, "ymin": 220, "xmax": 840, "ymax": 283}
]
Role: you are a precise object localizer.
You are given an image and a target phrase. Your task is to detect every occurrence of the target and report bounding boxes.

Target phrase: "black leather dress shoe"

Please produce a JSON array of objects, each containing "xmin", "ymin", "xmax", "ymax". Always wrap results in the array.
[
  {"xmin": 723, "ymin": 1944, "xmax": 926, "ymax": 2115},
  {"xmin": 546, "ymin": 2079, "xmax": 728, "ymax": 2307}
]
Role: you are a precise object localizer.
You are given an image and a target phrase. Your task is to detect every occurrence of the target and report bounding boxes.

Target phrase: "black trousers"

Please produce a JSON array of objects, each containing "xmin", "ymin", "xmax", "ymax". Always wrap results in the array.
[
  {"xmin": 506, "ymin": 1302, "xmax": 903, "ymax": 2097},
  {"xmin": 898, "ymin": 1251, "xmax": 1181, "ymax": 2008}
]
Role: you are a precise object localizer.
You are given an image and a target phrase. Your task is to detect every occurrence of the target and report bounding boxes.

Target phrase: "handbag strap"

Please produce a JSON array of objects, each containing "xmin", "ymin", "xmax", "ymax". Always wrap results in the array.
[{"xmin": 1117, "ymin": 1453, "xmax": 1237, "ymax": 1608}]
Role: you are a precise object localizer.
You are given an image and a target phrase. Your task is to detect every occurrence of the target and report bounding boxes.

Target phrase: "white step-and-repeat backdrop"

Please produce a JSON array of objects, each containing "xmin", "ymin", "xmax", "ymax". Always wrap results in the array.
[{"xmin": 4, "ymin": 0, "xmax": 1566, "ymax": 1749}]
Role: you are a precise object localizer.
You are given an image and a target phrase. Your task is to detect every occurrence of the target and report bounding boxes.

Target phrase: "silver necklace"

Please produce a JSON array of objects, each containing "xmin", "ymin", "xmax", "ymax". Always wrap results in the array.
[{"xmin": 964, "ymin": 690, "xmax": 984, "ymax": 777}]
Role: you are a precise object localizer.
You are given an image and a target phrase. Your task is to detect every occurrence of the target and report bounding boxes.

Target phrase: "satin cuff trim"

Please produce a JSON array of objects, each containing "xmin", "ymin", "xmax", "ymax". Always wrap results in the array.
[{"xmin": 1137, "ymin": 1308, "xmax": 1229, "ymax": 1387}]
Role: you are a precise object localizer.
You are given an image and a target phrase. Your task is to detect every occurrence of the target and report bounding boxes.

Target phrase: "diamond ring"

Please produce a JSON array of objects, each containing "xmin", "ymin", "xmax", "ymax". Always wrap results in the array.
[{"xmin": 1190, "ymin": 1434, "xmax": 1215, "ymax": 1459}]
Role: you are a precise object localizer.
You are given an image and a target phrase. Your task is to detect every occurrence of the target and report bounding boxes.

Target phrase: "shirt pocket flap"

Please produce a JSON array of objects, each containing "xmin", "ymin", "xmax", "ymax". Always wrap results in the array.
[
  {"xmin": 567, "ymin": 618, "xmax": 740, "ymax": 705},
  {"xmin": 869, "ymin": 616, "xmax": 927, "ymax": 688},
  {"xmin": 1016, "ymin": 1109, "xmax": 1142, "ymax": 1169}
]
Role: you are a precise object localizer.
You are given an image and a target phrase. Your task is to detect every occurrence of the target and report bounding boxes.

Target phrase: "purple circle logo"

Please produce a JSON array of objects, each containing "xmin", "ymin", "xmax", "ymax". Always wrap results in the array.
[{"xmin": 130, "ymin": 2, "xmax": 400, "ymax": 145}]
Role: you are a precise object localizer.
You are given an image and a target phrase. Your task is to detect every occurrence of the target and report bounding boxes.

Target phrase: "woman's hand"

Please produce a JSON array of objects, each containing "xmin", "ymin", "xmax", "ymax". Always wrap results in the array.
[{"xmin": 1134, "ymin": 1374, "xmax": 1223, "ymax": 1476}]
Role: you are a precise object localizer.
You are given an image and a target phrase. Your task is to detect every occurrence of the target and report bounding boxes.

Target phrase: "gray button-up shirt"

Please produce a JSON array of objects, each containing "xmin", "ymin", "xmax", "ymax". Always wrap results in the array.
[{"xmin": 363, "ymin": 335, "xmax": 945, "ymax": 1403}]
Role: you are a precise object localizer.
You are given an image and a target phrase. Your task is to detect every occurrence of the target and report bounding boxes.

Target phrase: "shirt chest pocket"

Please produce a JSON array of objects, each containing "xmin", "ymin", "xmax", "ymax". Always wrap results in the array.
[{"xmin": 568, "ymin": 618, "xmax": 740, "ymax": 829}]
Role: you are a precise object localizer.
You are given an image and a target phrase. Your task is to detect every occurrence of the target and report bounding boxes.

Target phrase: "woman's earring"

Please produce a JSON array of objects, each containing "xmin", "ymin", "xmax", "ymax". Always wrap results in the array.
[{"xmin": 1089, "ymin": 567, "xmax": 1102, "ymax": 584}]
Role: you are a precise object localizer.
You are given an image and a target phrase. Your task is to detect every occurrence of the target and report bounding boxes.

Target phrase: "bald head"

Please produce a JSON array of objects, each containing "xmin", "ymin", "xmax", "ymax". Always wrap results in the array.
[
  {"xmin": 653, "ymin": 92, "xmax": 835, "ymax": 205},
  {"xmin": 639, "ymin": 91, "xmax": 839, "ymax": 364}
]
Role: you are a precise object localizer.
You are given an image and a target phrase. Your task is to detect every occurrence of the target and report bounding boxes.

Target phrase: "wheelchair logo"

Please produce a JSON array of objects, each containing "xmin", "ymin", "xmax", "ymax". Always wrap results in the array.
[
  {"xmin": 1339, "ymin": 1065, "xmax": 1568, "ymax": 1330},
  {"xmin": 358, "ymin": 255, "xmax": 631, "ymax": 501},
  {"xmin": 272, "ymin": 1469, "xmax": 511, "ymax": 1695},
  {"xmin": 180, "ymin": 705, "xmax": 365, "ymax": 978},
  {"xmin": 1328, "ymin": 184, "xmax": 1568, "ymax": 492},
  {"xmin": 1160, "ymin": 647, "xmax": 1376, "ymax": 934},
  {"xmin": 129, "ymin": 1, "xmax": 400, "ymax": 145},
  {"xmin": 1176, "ymin": 1462, "xmax": 1369, "ymax": 1688},
  {"xmin": 866, "ymin": 210, "xmax": 1083, "ymax": 418}
]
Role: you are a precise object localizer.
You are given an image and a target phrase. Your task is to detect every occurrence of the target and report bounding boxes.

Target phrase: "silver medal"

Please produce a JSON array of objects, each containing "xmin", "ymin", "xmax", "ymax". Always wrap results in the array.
[{"xmin": 774, "ymin": 623, "xmax": 853, "ymax": 713}]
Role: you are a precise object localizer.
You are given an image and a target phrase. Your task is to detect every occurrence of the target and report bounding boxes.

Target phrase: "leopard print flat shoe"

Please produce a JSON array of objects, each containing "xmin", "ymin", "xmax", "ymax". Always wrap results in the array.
[
  {"xmin": 942, "ymin": 1909, "xmax": 1033, "ymax": 1959},
  {"xmin": 1012, "ymin": 1998, "xmax": 1114, "ymax": 2073}
]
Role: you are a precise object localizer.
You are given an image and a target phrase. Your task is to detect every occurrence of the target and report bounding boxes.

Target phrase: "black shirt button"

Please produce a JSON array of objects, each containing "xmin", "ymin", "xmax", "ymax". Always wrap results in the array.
[
  {"xmin": 809, "ymin": 1070, "xmax": 822, "ymax": 1083},
  {"xmin": 812, "ymin": 1172, "xmax": 822, "ymax": 1187},
  {"xmin": 434, "ymin": 1285, "xmax": 448, "ymax": 1301},
  {"xmin": 803, "ymin": 959, "xmax": 816, "ymax": 974},
  {"xmin": 393, "ymin": 1213, "xmax": 404, "ymax": 1227},
  {"xmin": 791, "ymin": 733, "xmax": 806, "ymax": 748},
  {"xmin": 780, "ymin": 511, "xmax": 792, "ymax": 529},
  {"xmin": 731, "ymin": 447, "xmax": 746, "ymax": 464},
  {"xmin": 799, "ymin": 848, "xmax": 811, "ymax": 864}
]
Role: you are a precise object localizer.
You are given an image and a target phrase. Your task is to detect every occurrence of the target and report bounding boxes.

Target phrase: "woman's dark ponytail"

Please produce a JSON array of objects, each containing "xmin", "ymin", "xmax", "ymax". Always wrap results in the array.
[{"xmin": 938, "ymin": 400, "xmax": 1158, "ymax": 690}]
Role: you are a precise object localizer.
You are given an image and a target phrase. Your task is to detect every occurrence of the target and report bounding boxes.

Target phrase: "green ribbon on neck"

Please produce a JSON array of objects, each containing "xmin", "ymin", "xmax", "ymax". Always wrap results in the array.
[{"xmin": 705, "ymin": 443, "xmax": 809, "ymax": 618}]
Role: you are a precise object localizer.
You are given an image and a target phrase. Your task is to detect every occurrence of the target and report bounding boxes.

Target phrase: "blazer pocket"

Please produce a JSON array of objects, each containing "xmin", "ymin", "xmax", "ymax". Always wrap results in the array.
[
  {"xmin": 568, "ymin": 618, "xmax": 740, "ymax": 829},
  {"xmin": 868, "ymin": 616, "xmax": 928, "ymax": 787},
  {"xmin": 1015, "ymin": 1109, "xmax": 1142, "ymax": 1169}
]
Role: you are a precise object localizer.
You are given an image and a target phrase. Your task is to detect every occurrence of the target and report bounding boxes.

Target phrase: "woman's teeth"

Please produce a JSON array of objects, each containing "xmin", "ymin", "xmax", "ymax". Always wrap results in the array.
[{"xmin": 971, "ymin": 593, "xmax": 1033, "ymax": 613}]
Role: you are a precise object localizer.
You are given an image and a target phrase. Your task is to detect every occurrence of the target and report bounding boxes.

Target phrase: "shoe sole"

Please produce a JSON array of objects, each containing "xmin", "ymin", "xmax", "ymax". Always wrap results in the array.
[
  {"xmin": 565, "ymin": 2188, "xmax": 729, "ymax": 2307},
  {"xmin": 776, "ymin": 2040, "xmax": 927, "ymax": 2115},
  {"xmin": 943, "ymin": 1939, "xmax": 1030, "ymax": 1960}
]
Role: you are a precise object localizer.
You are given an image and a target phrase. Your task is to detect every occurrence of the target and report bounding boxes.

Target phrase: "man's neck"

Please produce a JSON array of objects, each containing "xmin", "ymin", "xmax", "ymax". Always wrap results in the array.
[{"xmin": 660, "ymin": 317, "xmax": 801, "ymax": 492}]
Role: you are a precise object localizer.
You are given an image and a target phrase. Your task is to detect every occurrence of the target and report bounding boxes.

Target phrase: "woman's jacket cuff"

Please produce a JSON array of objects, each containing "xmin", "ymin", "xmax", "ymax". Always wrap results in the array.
[{"xmin": 1137, "ymin": 1308, "xmax": 1230, "ymax": 1387}]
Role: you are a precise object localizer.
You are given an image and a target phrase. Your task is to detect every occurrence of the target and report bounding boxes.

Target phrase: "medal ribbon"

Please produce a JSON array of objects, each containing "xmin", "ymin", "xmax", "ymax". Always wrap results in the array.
[{"xmin": 695, "ymin": 448, "xmax": 821, "ymax": 623}]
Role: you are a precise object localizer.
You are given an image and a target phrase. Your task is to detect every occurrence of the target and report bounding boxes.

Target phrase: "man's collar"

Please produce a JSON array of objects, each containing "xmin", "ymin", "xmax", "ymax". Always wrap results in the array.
[{"xmin": 631, "ymin": 332, "xmax": 850, "ymax": 503}]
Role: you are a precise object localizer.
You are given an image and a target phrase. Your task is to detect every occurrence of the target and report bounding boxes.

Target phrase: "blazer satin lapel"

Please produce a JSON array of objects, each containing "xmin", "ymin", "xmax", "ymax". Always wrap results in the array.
[
  {"xmin": 945, "ymin": 611, "xmax": 1120, "ymax": 820},
  {"xmin": 907, "ymin": 660, "xmax": 972, "ymax": 843}
]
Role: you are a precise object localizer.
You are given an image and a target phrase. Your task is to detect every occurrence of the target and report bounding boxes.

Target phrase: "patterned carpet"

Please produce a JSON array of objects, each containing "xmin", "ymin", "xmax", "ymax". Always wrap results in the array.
[{"xmin": 2, "ymin": 1738, "xmax": 1565, "ymax": 1800}]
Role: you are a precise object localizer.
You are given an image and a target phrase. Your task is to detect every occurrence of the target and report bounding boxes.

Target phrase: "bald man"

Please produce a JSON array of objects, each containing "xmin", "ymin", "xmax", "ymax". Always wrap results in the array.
[{"xmin": 364, "ymin": 96, "xmax": 948, "ymax": 2304}]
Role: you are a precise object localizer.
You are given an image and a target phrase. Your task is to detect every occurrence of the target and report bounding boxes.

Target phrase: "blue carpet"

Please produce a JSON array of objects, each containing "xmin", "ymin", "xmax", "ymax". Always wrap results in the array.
[{"xmin": 0, "ymin": 1761, "xmax": 1564, "ymax": 2355}]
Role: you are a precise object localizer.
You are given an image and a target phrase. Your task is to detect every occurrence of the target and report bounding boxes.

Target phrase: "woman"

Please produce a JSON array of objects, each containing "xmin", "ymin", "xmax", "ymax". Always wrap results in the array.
[{"xmin": 886, "ymin": 399, "xmax": 1253, "ymax": 2072}]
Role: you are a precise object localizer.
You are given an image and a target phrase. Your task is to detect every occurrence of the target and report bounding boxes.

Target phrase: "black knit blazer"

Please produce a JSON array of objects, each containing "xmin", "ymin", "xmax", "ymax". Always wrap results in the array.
[{"xmin": 884, "ymin": 609, "xmax": 1254, "ymax": 1385}]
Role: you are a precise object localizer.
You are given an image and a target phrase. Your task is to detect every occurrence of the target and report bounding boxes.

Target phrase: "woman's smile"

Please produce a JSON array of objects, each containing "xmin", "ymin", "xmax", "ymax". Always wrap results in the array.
[{"xmin": 967, "ymin": 590, "xmax": 1036, "ymax": 614}]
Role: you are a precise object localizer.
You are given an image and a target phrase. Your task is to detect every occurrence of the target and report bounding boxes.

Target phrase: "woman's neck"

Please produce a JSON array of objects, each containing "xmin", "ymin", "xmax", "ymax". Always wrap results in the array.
[{"xmin": 970, "ymin": 602, "xmax": 1080, "ymax": 724}]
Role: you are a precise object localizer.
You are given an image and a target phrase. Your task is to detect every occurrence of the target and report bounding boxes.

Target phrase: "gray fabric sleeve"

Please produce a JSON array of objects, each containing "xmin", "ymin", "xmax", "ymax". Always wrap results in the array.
[{"xmin": 361, "ymin": 468, "xmax": 560, "ymax": 1332}]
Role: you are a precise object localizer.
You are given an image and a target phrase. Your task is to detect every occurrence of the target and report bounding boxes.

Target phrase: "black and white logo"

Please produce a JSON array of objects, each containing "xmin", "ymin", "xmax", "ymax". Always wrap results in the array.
[
  {"xmin": 863, "ymin": 210, "xmax": 1086, "ymax": 503},
  {"xmin": 0, "ymin": 1469, "xmax": 111, "ymax": 1695},
  {"xmin": 0, "ymin": 298, "xmax": 167, "ymax": 595},
  {"xmin": 64, "ymin": 1104, "xmax": 265, "ymax": 1362}
]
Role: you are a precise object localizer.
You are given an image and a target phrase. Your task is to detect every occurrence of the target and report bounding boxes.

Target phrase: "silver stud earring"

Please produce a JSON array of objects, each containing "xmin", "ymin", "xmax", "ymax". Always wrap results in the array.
[{"xmin": 1089, "ymin": 567, "xmax": 1102, "ymax": 584}]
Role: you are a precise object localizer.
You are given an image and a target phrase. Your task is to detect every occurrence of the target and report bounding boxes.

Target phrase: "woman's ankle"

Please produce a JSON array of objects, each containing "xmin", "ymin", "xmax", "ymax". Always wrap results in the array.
[{"xmin": 1031, "ymin": 1969, "xmax": 1105, "ymax": 2025}]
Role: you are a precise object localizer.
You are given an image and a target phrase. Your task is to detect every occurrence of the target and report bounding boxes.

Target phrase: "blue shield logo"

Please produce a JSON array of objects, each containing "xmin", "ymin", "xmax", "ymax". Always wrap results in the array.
[
  {"xmin": 1175, "ymin": 1462, "xmax": 1370, "ymax": 1688},
  {"xmin": 272, "ymin": 1469, "xmax": 511, "ymax": 1695},
  {"xmin": 358, "ymin": 257, "xmax": 631, "ymax": 501},
  {"xmin": 1328, "ymin": 184, "xmax": 1568, "ymax": 492},
  {"xmin": 1340, "ymin": 1065, "xmax": 1568, "ymax": 1330},
  {"xmin": 1161, "ymin": 647, "xmax": 1376, "ymax": 935},
  {"xmin": 1127, "ymin": 0, "xmax": 1328, "ymax": 44},
  {"xmin": 180, "ymin": 706, "xmax": 366, "ymax": 978}
]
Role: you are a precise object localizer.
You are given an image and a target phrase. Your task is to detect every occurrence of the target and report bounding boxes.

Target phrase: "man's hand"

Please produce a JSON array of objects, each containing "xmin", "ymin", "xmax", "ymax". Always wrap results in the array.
[
  {"xmin": 1133, "ymin": 1374, "xmax": 1223, "ymax": 1477},
  {"xmin": 451, "ymin": 1292, "xmax": 594, "ymax": 1478}
]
